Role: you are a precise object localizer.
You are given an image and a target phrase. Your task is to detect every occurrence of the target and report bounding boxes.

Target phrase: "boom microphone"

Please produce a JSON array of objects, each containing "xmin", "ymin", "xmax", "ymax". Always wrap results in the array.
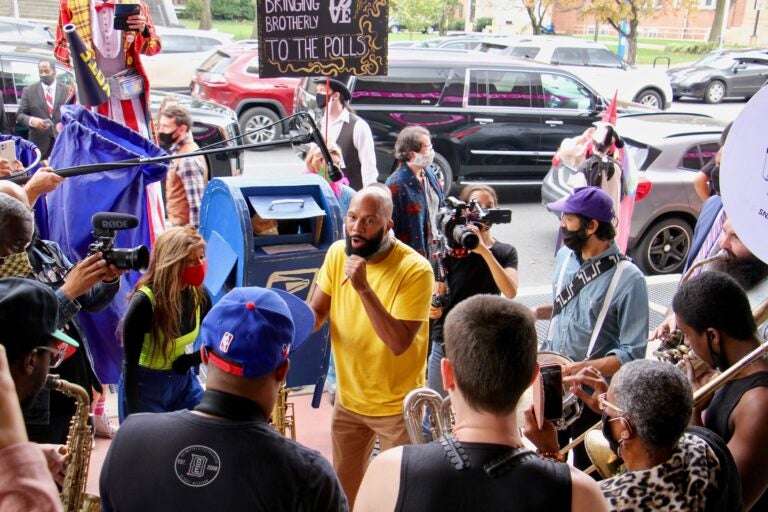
[
  {"xmin": 63, "ymin": 24, "xmax": 110, "ymax": 107},
  {"xmin": 91, "ymin": 212, "xmax": 139, "ymax": 232},
  {"xmin": 305, "ymin": 115, "xmax": 343, "ymax": 183}
]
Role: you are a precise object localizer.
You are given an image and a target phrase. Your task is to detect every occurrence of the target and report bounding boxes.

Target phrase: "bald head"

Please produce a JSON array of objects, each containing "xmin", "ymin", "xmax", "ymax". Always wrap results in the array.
[
  {"xmin": 352, "ymin": 183, "xmax": 393, "ymax": 220},
  {"xmin": 0, "ymin": 182, "xmax": 30, "ymax": 208}
]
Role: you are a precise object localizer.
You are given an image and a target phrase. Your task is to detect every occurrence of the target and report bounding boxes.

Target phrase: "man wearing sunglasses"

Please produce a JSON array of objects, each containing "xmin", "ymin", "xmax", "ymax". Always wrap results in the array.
[{"xmin": 0, "ymin": 276, "xmax": 81, "ymax": 486}]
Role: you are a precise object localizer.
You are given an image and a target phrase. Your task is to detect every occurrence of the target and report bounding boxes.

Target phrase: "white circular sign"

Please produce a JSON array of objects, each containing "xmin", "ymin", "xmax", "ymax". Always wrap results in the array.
[{"xmin": 720, "ymin": 86, "xmax": 768, "ymax": 264}]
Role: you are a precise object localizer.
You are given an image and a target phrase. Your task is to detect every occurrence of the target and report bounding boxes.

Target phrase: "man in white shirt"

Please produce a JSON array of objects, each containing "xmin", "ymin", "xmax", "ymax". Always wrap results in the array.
[
  {"xmin": 313, "ymin": 78, "xmax": 377, "ymax": 190},
  {"xmin": 17, "ymin": 60, "xmax": 70, "ymax": 160}
]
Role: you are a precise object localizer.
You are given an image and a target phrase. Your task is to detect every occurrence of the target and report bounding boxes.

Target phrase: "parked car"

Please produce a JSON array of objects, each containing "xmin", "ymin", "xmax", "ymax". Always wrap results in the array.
[
  {"xmin": 541, "ymin": 112, "xmax": 726, "ymax": 275},
  {"xmin": 0, "ymin": 17, "xmax": 53, "ymax": 44},
  {"xmin": 295, "ymin": 49, "xmax": 648, "ymax": 190},
  {"xmin": 0, "ymin": 43, "xmax": 243, "ymax": 179},
  {"xmin": 475, "ymin": 36, "xmax": 673, "ymax": 109},
  {"xmin": 191, "ymin": 43, "xmax": 299, "ymax": 147},
  {"xmin": 142, "ymin": 26, "xmax": 234, "ymax": 91},
  {"xmin": 667, "ymin": 49, "xmax": 768, "ymax": 104}
]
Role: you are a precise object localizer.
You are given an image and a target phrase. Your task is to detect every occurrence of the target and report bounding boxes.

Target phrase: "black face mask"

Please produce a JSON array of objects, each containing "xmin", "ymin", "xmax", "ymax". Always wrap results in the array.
[
  {"xmin": 40, "ymin": 75, "xmax": 55, "ymax": 86},
  {"xmin": 601, "ymin": 413, "xmax": 622, "ymax": 456},
  {"xmin": 315, "ymin": 93, "xmax": 327, "ymax": 110},
  {"xmin": 560, "ymin": 225, "xmax": 590, "ymax": 253},
  {"xmin": 157, "ymin": 131, "xmax": 176, "ymax": 151}
]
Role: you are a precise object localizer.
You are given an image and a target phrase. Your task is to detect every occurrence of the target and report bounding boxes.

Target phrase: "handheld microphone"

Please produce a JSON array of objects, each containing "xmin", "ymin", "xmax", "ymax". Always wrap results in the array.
[{"xmin": 91, "ymin": 212, "xmax": 140, "ymax": 232}]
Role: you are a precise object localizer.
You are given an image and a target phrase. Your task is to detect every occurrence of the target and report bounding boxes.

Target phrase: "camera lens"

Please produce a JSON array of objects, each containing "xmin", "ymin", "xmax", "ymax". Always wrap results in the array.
[
  {"xmin": 106, "ymin": 245, "xmax": 150, "ymax": 272},
  {"xmin": 452, "ymin": 225, "xmax": 479, "ymax": 250}
]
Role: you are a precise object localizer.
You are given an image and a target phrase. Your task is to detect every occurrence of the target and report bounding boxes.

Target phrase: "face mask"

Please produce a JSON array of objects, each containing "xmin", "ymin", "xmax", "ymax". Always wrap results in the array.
[
  {"xmin": 40, "ymin": 75, "xmax": 55, "ymax": 86},
  {"xmin": 601, "ymin": 413, "xmax": 622, "ymax": 456},
  {"xmin": 0, "ymin": 251, "xmax": 32, "ymax": 278},
  {"xmin": 181, "ymin": 260, "xmax": 207, "ymax": 287},
  {"xmin": 560, "ymin": 226, "xmax": 590, "ymax": 253},
  {"xmin": 157, "ymin": 131, "xmax": 177, "ymax": 151},
  {"xmin": 315, "ymin": 93, "xmax": 328, "ymax": 110},
  {"xmin": 412, "ymin": 149, "xmax": 434, "ymax": 168}
]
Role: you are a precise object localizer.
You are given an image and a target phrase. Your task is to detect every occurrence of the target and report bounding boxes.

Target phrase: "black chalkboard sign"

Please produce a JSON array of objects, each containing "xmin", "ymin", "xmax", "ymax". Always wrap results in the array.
[{"xmin": 257, "ymin": 0, "xmax": 388, "ymax": 78}]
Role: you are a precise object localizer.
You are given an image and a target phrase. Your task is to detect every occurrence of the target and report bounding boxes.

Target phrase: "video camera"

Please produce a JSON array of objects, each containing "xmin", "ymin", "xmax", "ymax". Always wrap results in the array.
[
  {"xmin": 87, "ymin": 212, "xmax": 149, "ymax": 272},
  {"xmin": 434, "ymin": 197, "xmax": 512, "ymax": 258}
]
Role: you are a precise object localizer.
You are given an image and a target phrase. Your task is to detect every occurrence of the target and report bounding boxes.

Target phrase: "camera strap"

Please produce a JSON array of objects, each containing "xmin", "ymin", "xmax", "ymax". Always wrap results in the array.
[{"xmin": 551, "ymin": 253, "xmax": 627, "ymax": 317}]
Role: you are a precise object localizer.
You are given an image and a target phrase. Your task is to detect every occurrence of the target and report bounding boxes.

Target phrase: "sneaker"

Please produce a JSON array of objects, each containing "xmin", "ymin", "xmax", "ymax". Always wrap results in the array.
[{"xmin": 93, "ymin": 413, "xmax": 118, "ymax": 439}]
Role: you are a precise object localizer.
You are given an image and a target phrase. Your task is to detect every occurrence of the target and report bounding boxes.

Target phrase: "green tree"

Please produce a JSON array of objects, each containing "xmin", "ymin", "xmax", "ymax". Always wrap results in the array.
[
  {"xmin": 522, "ymin": 0, "xmax": 556, "ymax": 34},
  {"xmin": 395, "ymin": 0, "xmax": 443, "ymax": 34},
  {"xmin": 582, "ymin": 0, "xmax": 696, "ymax": 64}
]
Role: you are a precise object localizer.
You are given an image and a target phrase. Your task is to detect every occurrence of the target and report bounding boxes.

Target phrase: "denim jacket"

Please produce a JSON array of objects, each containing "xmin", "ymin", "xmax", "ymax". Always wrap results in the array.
[{"xmin": 547, "ymin": 242, "xmax": 648, "ymax": 364}]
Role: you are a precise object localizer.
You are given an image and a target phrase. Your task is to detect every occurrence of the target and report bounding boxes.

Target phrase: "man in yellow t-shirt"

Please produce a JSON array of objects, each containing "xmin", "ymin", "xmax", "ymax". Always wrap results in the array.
[{"xmin": 310, "ymin": 184, "xmax": 433, "ymax": 507}]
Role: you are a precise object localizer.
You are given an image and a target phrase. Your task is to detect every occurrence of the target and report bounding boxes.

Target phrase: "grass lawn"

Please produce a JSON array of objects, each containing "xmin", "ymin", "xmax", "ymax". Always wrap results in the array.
[{"xmin": 181, "ymin": 18, "xmax": 255, "ymax": 39}]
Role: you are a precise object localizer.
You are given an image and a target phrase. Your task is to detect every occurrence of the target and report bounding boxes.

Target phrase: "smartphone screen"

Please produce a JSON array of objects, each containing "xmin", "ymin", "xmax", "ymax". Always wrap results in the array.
[
  {"xmin": 540, "ymin": 364, "xmax": 564, "ymax": 421},
  {"xmin": 113, "ymin": 3, "xmax": 141, "ymax": 31}
]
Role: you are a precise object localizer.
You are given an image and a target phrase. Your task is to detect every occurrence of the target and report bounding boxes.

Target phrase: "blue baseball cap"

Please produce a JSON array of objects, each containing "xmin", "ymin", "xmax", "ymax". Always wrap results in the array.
[
  {"xmin": 198, "ymin": 287, "xmax": 315, "ymax": 378},
  {"xmin": 546, "ymin": 186, "xmax": 615, "ymax": 223}
]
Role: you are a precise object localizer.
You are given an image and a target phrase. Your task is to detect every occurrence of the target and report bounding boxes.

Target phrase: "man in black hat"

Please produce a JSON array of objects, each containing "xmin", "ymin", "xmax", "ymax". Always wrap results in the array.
[
  {"xmin": 313, "ymin": 77, "xmax": 377, "ymax": 190},
  {"xmin": 0, "ymin": 276, "xmax": 81, "ymax": 485}
]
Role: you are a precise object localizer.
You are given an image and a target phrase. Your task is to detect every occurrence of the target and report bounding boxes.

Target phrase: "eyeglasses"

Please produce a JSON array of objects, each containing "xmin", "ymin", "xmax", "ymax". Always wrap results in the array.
[
  {"xmin": 35, "ymin": 346, "xmax": 67, "ymax": 369},
  {"xmin": 598, "ymin": 392, "xmax": 625, "ymax": 415}
]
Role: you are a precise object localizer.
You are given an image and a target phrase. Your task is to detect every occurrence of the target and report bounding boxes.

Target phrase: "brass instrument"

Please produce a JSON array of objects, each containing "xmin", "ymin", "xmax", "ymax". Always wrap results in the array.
[
  {"xmin": 271, "ymin": 384, "xmax": 296, "ymax": 440},
  {"xmin": 46, "ymin": 375, "xmax": 100, "ymax": 512},
  {"xmin": 403, "ymin": 388, "xmax": 453, "ymax": 444}
]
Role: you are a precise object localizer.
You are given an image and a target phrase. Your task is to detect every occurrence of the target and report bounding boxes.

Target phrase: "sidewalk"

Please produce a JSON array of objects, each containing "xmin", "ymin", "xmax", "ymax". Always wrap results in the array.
[{"xmin": 86, "ymin": 273, "xmax": 680, "ymax": 496}]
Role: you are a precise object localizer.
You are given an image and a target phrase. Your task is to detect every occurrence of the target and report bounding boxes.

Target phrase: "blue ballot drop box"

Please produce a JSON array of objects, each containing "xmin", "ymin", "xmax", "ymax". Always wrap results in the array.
[{"xmin": 198, "ymin": 174, "xmax": 343, "ymax": 396}]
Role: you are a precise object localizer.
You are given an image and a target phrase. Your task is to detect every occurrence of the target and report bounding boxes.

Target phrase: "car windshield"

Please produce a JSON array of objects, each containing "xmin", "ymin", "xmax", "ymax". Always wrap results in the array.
[{"xmin": 695, "ymin": 53, "xmax": 735, "ymax": 69}]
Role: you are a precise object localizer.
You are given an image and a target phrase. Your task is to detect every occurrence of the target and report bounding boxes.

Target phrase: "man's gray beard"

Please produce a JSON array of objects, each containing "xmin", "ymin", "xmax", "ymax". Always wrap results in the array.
[{"xmin": 711, "ymin": 254, "xmax": 768, "ymax": 290}]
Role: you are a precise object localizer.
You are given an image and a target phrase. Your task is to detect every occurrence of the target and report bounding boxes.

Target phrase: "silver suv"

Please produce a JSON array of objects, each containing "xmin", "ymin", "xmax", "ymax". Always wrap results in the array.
[
  {"xmin": 541, "ymin": 112, "xmax": 726, "ymax": 275},
  {"xmin": 477, "ymin": 36, "xmax": 673, "ymax": 110}
]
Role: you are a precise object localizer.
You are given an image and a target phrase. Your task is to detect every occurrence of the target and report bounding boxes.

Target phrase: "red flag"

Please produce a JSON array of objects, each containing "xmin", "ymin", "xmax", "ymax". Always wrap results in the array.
[{"xmin": 602, "ymin": 90, "xmax": 618, "ymax": 125}]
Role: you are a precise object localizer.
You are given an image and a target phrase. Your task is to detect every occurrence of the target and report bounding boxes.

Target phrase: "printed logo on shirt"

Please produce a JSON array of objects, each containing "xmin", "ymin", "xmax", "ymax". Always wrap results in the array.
[
  {"xmin": 219, "ymin": 332, "xmax": 233, "ymax": 352},
  {"xmin": 174, "ymin": 445, "xmax": 221, "ymax": 487}
]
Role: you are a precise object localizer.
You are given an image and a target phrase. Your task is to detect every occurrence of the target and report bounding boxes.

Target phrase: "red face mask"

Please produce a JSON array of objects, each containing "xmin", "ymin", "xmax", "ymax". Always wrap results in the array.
[{"xmin": 181, "ymin": 260, "xmax": 207, "ymax": 287}]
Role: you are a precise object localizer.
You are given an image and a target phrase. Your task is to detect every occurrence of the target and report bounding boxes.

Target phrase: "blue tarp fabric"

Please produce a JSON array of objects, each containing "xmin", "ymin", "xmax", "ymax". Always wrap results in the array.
[{"xmin": 40, "ymin": 105, "xmax": 168, "ymax": 383}]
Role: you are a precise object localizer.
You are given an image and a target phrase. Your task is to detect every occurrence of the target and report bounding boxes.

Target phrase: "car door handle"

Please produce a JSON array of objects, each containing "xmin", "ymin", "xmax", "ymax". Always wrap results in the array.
[
  {"xmin": 475, "ymin": 118, "xmax": 494, "ymax": 124},
  {"xmin": 545, "ymin": 120, "xmax": 564, "ymax": 126}
]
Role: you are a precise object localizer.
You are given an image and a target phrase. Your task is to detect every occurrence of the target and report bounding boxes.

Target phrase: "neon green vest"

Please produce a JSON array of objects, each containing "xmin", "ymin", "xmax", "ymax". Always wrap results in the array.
[{"xmin": 137, "ymin": 286, "xmax": 201, "ymax": 370}]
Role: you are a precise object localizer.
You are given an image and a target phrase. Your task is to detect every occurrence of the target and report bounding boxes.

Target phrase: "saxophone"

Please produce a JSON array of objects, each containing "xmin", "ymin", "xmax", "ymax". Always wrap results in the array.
[
  {"xmin": 271, "ymin": 385, "xmax": 296, "ymax": 440},
  {"xmin": 46, "ymin": 375, "xmax": 100, "ymax": 512}
]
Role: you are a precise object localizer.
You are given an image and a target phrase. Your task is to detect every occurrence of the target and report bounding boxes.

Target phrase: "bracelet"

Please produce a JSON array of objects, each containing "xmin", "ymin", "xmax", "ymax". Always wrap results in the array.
[{"xmin": 537, "ymin": 450, "xmax": 565, "ymax": 462}]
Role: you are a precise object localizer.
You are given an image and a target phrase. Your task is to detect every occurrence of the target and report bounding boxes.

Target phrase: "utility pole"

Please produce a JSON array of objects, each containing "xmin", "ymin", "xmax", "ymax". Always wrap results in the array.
[
  {"xmin": 465, "ymin": 0, "xmax": 472, "ymax": 32},
  {"xmin": 11, "ymin": 0, "xmax": 19, "ymax": 17},
  {"xmin": 719, "ymin": 0, "xmax": 732, "ymax": 48}
]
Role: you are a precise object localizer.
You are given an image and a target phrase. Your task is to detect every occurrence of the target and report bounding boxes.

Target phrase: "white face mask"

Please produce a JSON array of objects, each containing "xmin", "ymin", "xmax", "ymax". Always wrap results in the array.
[{"xmin": 412, "ymin": 149, "xmax": 434, "ymax": 169}]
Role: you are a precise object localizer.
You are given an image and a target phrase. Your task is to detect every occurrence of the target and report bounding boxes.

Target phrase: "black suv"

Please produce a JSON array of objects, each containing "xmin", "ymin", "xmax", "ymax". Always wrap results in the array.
[
  {"xmin": 0, "ymin": 44, "xmax": 243, "ymax": 179},
  {"xmin": 295, "ymin": 49, "xmax": 610, "ymax": 189}
]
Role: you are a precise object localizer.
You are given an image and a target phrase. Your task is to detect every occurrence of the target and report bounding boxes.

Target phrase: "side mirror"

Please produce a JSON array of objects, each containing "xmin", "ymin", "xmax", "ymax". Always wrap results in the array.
[{"xmin": 733, "ymin": 63, "xmax": 747, "ymax": 72}]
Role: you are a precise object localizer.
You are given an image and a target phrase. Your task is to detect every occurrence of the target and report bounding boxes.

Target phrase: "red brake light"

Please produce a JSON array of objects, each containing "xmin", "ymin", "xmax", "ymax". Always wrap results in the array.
[{"xmin": 635, "ymin": 177, "xmax": 652, "ymax": 202}]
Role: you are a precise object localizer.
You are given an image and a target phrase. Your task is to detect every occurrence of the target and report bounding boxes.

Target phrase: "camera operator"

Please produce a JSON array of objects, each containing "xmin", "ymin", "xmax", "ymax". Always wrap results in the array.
[
  {"xmin": 0, "ymin": 185, "xmax": 123, "ymax": 443},
  {"xmin": 428, "ymin": 185, "xmax": 518, "ymax": 400}
]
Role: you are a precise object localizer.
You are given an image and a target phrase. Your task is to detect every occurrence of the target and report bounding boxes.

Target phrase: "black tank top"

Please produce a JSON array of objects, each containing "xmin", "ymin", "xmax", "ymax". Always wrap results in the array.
[
  {"xmin": 396, "ymin": 438, "xmax": 572, "ymax": 512},
  {"xmin": 705, "ymin": 370, "xmax": 768, "ymax": 511}
]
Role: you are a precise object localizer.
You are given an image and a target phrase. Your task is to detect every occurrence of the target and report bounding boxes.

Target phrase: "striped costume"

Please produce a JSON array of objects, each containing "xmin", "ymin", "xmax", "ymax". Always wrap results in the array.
[{"xmin": 55, "ymin": 0, "xmax": 165, "ymax": 241}]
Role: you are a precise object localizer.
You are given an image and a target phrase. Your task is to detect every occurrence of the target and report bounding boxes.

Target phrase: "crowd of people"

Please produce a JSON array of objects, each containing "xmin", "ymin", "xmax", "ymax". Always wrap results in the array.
[{"xmin": 0, "ymin": 2, "xmax": 767, "ymax": 511}]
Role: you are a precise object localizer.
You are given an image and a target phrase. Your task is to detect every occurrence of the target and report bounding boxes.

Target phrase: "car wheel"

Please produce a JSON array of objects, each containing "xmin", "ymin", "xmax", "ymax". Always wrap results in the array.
[
  {"xmin": 432, "ymin": 152, "xmax": 453, "ymax": 193},
  {"xmin": 634, "ymin": 89, "xmax": 663, "ymax": 109},
  {"xmin": 704, "ymin": 80, "xmax": 726, "ymax": 104},
  {"xmin": 632, "ymin": 217, "xmax": 693, "ymax": 275},
  {"xmin": 239, "ymin": 107, "xmax": 282, "ymax": 149}
]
